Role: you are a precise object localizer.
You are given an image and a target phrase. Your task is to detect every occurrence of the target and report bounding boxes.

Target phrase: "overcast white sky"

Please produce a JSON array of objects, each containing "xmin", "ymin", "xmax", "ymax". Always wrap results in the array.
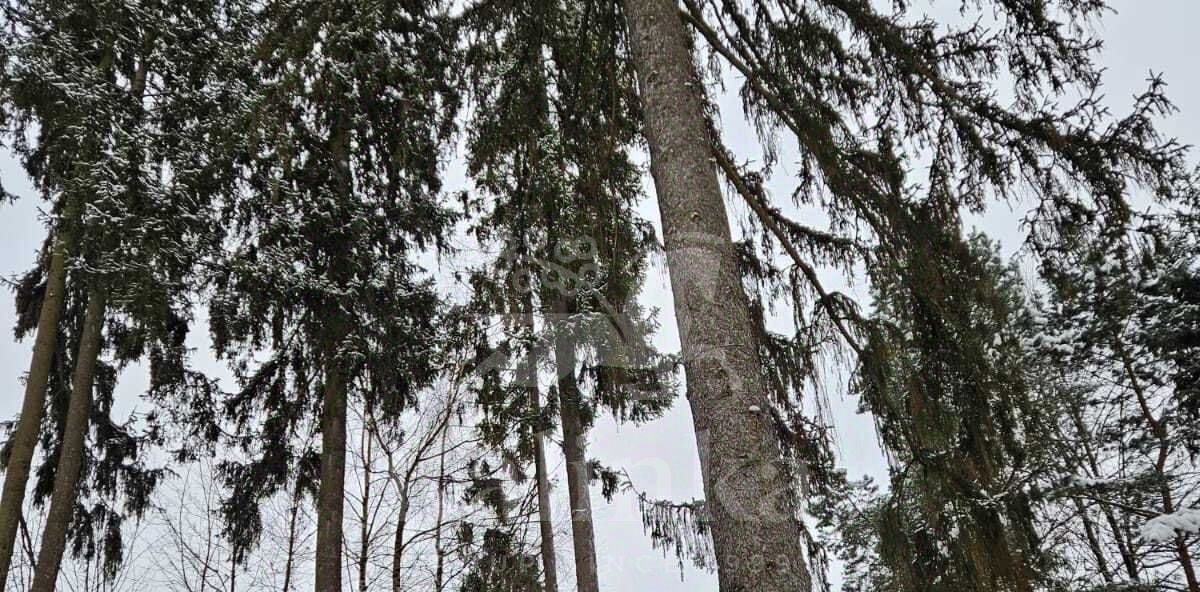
[{"xmin": 2, "ymin": 2, "xmax": 1199, "ymax": 590}]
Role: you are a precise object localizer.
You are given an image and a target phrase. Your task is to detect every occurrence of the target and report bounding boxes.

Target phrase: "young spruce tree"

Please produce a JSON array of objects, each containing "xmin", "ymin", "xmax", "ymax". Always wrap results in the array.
[{"xmin": 621, "ymin": 0, "xmax": 1192, "ymax": 589}]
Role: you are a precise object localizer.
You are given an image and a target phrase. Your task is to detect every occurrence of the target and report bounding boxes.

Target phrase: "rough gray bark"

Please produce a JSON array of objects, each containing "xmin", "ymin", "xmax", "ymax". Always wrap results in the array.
[
  {"xmin": 552, "ymin": 305, "xmax": 599, "ymax": 592},
  {"xmin": 0, "ymin": 236, "xmax": 67, "ymax": 587},
  {"xmin": 622, "ymin": 1, "xmax": 814, "ymax": 590},
  {"xmin": 29, "ymin": 288, "xmax": 107, "ymax": 592},
  {"xmin": 315, "ymin": 358, "xmax": 348, "ymax": 592}
]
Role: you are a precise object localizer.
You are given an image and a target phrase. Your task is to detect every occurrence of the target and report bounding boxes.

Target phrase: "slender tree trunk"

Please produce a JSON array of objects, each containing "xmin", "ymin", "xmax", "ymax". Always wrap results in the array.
[
  {"xmin": 517, "ymin": 297, "xmax": 559, "ymax": 592},
  {"xmin": 316, "ymin": 356, "xmax": 348, "ymax": 592},
  {"xmin": 552, "ymin": 301, "xmax": 598, "ymax": 592},
  {"xmin": 1117, "ymin": 343, "xmax": 1199, "ymax": 592},
  {"xmin": 19, "ymin": 517, "xmax": 36, "ymax": 573},
  {"xmin": 390, "ymin": 488, "xmax": 410, "ymax": 592},
  {"xmin": 30, "ymin": 289, "xmax": 106, "ymax": 592},
  {"xmin": 358, "ymin": 416, "xmax": 372, "ymax": 592},
  {"xmin": 283, "ymin": 487, "xmax": 301, "ymax": 592},
  {"xmin": 1068, "ymin": 406, "xmax": 1139, "ymax": 581},
  {"xmin": 0, "ymin": 237, "xmax": 68, "ymax": 587},
  {"xmin": 229, "ymin": 550, "xmax": 238, "ymax": 592},
  {"xmin": 1073, "ymin": 498, "xmax": 1114, "ymax": 584},
  {"xmin": 433, "ymin": 430, "xmax": 446, "ymax": 592},
  {"xmin": 532, "ymin": 388, "xmax": 559, "ymax": 592},
  {"xmin": 622, "ymin": 2, "xmax": 813, "ymax": 589},
  {"xmin": 1177, "ymin": 537, "xmax": 1200, "ymax": 592},
  {"xmin": 388, "ymin": 396, "xmax": 455, "ymax": 592}
]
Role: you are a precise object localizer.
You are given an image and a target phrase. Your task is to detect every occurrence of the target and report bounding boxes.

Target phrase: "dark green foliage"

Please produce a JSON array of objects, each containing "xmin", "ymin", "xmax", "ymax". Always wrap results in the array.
[
  {"xmin": 459, "ymin": 528, "xmax": 543, "ymax": 592},
  {"xmin": 1131, "ymin": 228, "xmax": 1200, "ymax": 456},
  {"xmin": 807, "ymin": 229, "xmax": 1053, "ymax": 591},
  {"xmin": 677, "ymin": 1, "xmax": 1198, "ymax": 589},
  {"xmin": 204, "ymin": 0, "xmax": 459, "ymax": 557},
  {"xmin": 853, "ymin": 234, "xmax": 1058, "ymax": 592},
  {"xmin": 457, "ymin": 0, "xmax": 675, "ymax": 463},
  {"xmin": 809, "ymin": 473, "xmax": 883, "ymax": 592},
  {"xmin": 690, "ymin": 0, "xmax": 1190, "ymax": 236},
  {"xmin": 463, "ymin": 458, "xmax": 520, "ymax": 523},
  {"xmin": 1, "ymin": 0, "xmax": 243, "ymax": 579},
  {"xmin": 1025, "ymin": 200, "xmax": 1200, "ymax": 587},
  {"xmin": 0, "ymin": 0, "xmax": 1195, "ymax": 588}
]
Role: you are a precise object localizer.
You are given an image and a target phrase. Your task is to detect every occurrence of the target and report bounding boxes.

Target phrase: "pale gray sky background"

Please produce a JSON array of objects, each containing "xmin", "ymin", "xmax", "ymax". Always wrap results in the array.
[{"xmin": 2, "ymin": 2, "xmax": 1199, "ymax": 590}]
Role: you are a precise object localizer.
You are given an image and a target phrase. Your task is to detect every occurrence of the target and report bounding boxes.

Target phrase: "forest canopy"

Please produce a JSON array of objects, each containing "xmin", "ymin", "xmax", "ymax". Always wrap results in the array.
[{"xmin": 0, "ymin": 1, "xmax": 1198, "ymax": 591}]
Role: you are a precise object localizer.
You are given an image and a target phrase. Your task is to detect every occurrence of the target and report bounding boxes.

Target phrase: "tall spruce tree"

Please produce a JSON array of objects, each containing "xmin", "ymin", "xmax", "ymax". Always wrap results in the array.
[
  {"xmin": 460, "ymin": 3, "xmax": 675, "ymax": 591},
  {"xmin": 205, "ymin": 2, "xmax": 459, "ymax": 590},
  {"xmin": 0, "ymin": 0, "xmax": 239, "ymax": 587},
  {"xmin": 1, "ymin": 0, "xmax": 1195, "ymax": 590},
  {"xmin": 622, "ymin": 2, "xmax": 822, "ymax": 589},
  {"xmin": 0, "ymin": 223, "xmax": 66, "ymax": 590},
  {"xmin": 621, "ymin": 0, "xmax": 1192, "ymax": 589}
]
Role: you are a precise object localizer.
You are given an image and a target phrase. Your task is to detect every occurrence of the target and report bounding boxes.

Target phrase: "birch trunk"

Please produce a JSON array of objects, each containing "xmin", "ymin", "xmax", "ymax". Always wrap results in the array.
[
  {"xmin": 622, "ymin": 1, "xmax": 813, "ymax": 589},
  {"xmin": 433, "ymin": 429, "xmax": 446, "ymax": 592},
  {"xmin": 0, "ymin": 236, "xmax": 68, "ymax": 587},
  {"xmin": 29, "ymin": 289, "xmax": 106, "ymax": 592}
]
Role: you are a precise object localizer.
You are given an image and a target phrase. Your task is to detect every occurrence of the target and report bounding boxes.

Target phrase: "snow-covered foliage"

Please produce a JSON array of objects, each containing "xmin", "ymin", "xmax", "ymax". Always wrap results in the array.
[{"xmin": 1142, "ymin": 509, "xmax": 1200, "ymax": 544}]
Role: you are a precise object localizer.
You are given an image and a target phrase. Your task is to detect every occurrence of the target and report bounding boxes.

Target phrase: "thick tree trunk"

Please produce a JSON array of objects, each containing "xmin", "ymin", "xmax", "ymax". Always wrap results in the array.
[
  {"xmin": 552, "ymin": 304, "xmax": 599, "ymax": 592},
  {"xmin": 0, "ymin": 236, "xmax": 67, "ymax": 587},
  {"xmin": 316, "ymin": 357, "xmax": 348, "ymax": 592},
  {"xmin": 319, "ymin": 99, "xmax": 353, "ymax": 592},
  {"xmin": 29, "ymin": 289, "xmax": 106, "ymax": 592},
  {"xmin": 622, "ymin": 2, "xmax": 813, "ymax": 590}
]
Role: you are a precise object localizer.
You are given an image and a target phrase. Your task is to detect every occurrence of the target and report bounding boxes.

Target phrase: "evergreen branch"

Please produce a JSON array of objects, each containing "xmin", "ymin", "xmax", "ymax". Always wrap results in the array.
[
  {"xmin": 616, "ymin": 469, "xmax": 715, "ymax": 575},
  {"xmin": 709, "ymin": 139, "xmax": 866, "ymax": 355}
]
